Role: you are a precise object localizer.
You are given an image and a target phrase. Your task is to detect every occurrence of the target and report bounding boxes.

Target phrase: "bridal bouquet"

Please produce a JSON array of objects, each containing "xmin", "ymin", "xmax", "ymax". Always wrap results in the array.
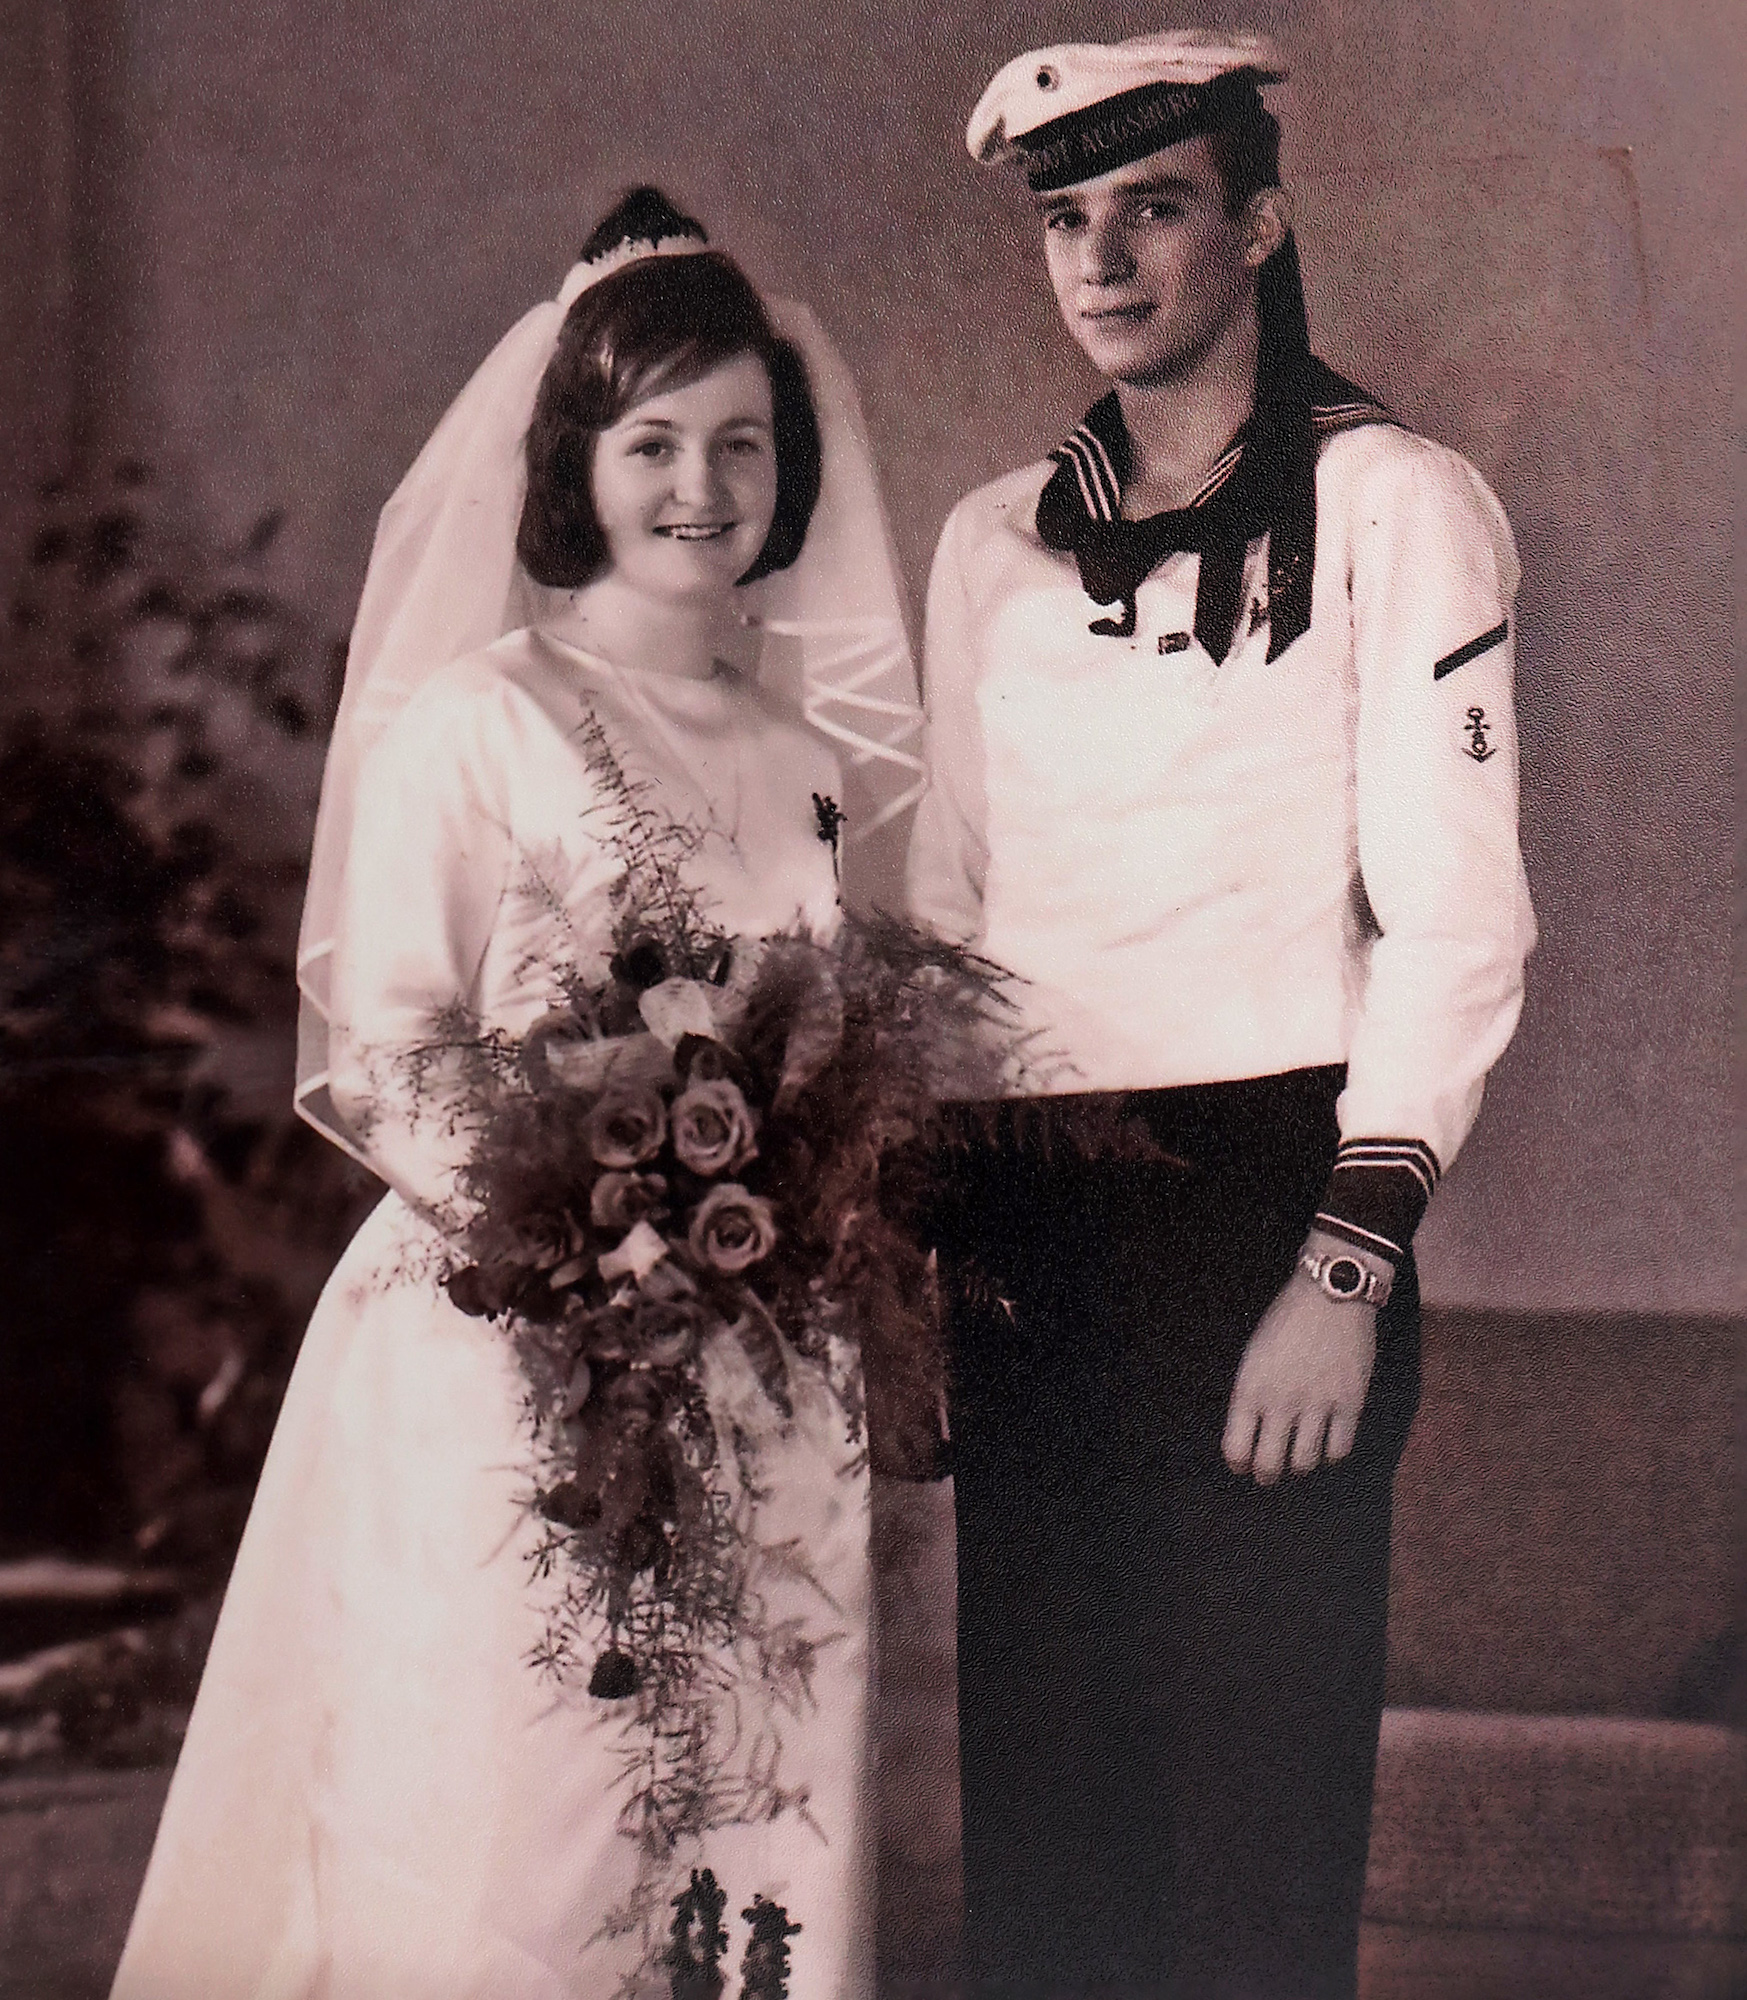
[
  {"xmin": 443, "ymin": 900, "xmax": 999, "ymax": 1685},
  {"xmin": 411, "ymin": 718, "xmax": 1010, "ymax": 1956}
]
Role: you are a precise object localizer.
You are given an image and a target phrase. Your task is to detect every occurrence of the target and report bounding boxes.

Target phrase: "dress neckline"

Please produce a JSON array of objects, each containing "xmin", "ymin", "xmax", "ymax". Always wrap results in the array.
[{"xmin": 534, "ymin": 626, "xmax": 745, "ymax": 711}]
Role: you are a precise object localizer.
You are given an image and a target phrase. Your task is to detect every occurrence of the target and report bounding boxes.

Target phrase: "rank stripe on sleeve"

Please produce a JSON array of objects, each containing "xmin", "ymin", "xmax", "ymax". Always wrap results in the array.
[
  {"xmin": 1332, "ymin": 1137, "xmax": 1440, "ymax": 1198},
  {"xmin": 1315, "ymin": 1137, "xmax": 1444, "ymax": 1264},
  {"xmin": 1312, "ymin": 1212, "xmax": 1408, "ymax": 1261},
  {"xmin": 1432, "ymin": 618, "xmax": 1509, "ymax": 682}
]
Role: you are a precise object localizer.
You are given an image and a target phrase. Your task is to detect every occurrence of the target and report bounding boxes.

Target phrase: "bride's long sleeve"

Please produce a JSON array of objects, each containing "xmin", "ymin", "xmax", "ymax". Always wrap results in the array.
[{"xmin": 325, "ymin": 664, "xmax": 519, "ymax": 1221}]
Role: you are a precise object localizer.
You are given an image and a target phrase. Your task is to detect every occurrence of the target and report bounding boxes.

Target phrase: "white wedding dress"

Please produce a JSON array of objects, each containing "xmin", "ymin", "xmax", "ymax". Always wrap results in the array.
[{"xmin": 112, "ymin": 632, "xmax": 872, "ymax": 2000}]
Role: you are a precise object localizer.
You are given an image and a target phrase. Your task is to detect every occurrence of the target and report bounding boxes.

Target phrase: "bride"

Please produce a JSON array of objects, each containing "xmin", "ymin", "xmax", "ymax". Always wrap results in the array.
[{"xmin": 111, "ymin": 190, "xmax": 921, "ymax": 2000}]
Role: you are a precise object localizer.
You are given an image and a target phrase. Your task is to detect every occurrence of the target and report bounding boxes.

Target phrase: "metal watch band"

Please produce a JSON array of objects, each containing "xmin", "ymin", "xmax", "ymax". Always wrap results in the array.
[{"xmin": 1298, "ymin": 1250, "xmax": 1393, "ymax": 1308}]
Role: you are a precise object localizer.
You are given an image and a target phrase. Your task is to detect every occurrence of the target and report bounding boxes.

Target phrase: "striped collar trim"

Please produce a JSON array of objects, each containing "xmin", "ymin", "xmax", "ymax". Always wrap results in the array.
[
  {"xmin": 1053, "ymin": 421, "xmax": 1122, "ymax": 522},
  {"xmin": 1049, "ymin": 400, "xmax": 1358, "ymax": 524},
  {"xmin": 1037, "ymin": 361, "xmax": 1391, "ymax": 659},
  {"xmin": 1311, "ymin": 397, "xmax": 1385, "ymax": 433},
  {"xmin": 1049, "ymin": 402, "xmax": 1247, "ymax": 524},
  {"xmin": 1187, "ymin": 438, "xmax": 1246, "ymax": 507}
]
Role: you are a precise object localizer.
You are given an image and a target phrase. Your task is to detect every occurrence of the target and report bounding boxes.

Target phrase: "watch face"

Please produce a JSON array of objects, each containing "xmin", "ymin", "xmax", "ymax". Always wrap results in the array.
[{"xmin": 1325, "ymin": 1257, "xmax": 1366, "ymax": 1298}]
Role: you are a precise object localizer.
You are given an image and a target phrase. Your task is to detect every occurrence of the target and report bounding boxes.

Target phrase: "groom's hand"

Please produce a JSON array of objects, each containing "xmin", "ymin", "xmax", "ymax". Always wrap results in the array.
[{"xmin": 1222, "ymin": 1235, "xmax": 1380, "ymax": 1484}]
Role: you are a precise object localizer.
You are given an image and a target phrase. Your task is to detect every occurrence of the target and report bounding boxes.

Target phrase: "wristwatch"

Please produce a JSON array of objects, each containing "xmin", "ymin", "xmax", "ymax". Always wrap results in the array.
[{"xmin": 1298, "ymin": 1250, "xmax": 1393, "ymax": 1308}]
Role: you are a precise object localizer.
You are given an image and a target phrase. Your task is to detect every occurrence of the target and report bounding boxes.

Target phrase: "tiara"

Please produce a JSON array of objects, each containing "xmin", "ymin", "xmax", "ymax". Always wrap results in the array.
[{"xmin": 558, "ymin": 235, "xmax": 713, "ymax": 308}]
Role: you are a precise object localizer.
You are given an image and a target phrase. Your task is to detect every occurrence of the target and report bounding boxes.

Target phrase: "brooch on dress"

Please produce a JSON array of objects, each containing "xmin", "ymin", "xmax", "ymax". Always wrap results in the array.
[{"xmin": 812, "ymin": 793, "xmax": 845, "ymax": 883}]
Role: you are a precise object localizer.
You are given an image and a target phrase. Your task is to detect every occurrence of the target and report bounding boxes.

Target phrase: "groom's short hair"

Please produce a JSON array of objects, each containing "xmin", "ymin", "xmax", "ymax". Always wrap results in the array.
[
  {"xmin": 1205, "ymin": 101, "xmax": 1283, "ymax": 216},
  {"xmin": 517, "ymin": 252, "xmax": 822, "ymax": 591}
]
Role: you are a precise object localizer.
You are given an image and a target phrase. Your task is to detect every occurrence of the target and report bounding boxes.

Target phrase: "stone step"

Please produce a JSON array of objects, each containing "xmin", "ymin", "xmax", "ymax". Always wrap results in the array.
[
  {"xmin": 1358, "ymin": 1925, "xmax": 1745, "ymax": 2000},
  {"xmin": 0, "ymin": 1560, "xmax": 184, "ymax": 1669},
  {"xmin": 1365, "ymin": 1709, "xmax": 1745, "ymax": 1937}
]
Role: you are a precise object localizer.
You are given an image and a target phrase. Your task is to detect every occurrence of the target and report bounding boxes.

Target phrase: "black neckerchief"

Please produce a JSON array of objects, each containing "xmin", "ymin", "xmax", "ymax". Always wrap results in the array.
[{"xmin": 1035, "ymin": 240, "xmax": 1390, "ymax": 661}]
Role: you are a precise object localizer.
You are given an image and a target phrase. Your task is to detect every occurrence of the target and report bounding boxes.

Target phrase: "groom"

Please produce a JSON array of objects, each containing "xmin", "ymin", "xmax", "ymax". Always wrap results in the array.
[{"xmin": 908, "ymin": 30, "xmax": 1534, "ymax": 2000}]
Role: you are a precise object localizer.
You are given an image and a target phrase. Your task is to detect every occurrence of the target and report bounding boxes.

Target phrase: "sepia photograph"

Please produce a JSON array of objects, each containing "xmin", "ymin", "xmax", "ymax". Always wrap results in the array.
[{"xmin": 0, "ymin": 3, "xmax": 1738, "ymax": 1997}]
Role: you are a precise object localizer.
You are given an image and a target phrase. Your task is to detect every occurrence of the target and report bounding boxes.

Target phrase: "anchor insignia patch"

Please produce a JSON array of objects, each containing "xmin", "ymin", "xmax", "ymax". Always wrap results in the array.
[{"xmin": 1463, "ymin": 706, "xmax": 1497, "ymax": 762}]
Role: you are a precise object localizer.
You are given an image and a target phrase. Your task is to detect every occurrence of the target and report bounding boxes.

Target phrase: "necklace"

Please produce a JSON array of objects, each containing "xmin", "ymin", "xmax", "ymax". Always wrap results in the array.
[
  {"xmin": 689, "ymin": 666, "xmax": 745, "ymax": 853},
  {"xmin": 538, "ymin": 625, "xmax": 747, "ymax": 854}
]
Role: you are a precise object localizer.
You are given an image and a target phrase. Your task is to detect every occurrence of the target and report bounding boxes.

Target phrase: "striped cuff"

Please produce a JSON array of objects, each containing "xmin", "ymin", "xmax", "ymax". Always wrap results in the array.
[{"xmin": 1314, "ymin": 1138, "xmax": 1441, "ymax": 1266}]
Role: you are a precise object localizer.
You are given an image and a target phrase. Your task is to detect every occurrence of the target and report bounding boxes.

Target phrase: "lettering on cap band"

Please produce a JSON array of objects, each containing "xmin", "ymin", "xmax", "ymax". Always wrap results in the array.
[{"xmin": 1018, "ymin": 71, "xmax": 1265, "ymax": 191}]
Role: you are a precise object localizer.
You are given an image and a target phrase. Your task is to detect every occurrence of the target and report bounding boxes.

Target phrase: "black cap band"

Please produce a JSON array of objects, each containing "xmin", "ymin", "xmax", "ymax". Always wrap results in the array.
[{"xmin": 1018, "ymin": 70, "xmax": 1266, "ymax": 191}]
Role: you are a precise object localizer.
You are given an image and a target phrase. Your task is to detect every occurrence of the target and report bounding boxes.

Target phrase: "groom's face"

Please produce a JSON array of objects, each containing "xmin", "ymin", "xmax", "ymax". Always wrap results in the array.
[{"xmin": 1034, "ymin": 136, "xmax": 1258, "ymax": 386}]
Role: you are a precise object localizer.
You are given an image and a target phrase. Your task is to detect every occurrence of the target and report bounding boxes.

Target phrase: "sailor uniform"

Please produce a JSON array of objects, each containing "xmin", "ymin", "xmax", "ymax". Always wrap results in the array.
[
  {"xmin": 909, "ymin": 395, "xmax": 1533, "ymax": 1995},
  {"xmin": 911, "ymin": 409, "xmax": 1533, "ymax": 1260},
  {"xmin": 919, "ymin": 28, "xmax": 1536, "ymax": 1992}
]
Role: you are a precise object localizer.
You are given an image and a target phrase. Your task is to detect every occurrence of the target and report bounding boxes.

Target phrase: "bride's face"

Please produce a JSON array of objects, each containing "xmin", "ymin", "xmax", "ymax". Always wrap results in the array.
[{"xmin": 590, "ymin": 353, "xmax": 779, "ymax": 605}]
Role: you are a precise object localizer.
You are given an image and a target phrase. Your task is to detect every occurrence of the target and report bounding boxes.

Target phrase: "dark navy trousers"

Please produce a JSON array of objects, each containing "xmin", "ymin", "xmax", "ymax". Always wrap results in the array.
[{"xmin": 936, "ymin": 1068, "xmax": 1421, "ymax": 2000}]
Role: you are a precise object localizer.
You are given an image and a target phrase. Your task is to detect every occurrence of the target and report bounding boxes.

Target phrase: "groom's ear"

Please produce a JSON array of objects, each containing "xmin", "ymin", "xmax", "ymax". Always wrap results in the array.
[{"xmin": 1241, "ymin": 186, "xmax": 1292, "ymax": 271}]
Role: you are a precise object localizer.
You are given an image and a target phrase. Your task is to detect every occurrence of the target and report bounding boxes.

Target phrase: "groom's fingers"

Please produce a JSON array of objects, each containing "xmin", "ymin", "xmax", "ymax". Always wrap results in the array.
[
  {"xmin": 1222, "ymin": 1398, "xmax": 1260, "ymax": 1475},
  {"xmin": 1288, "ymin": 1408, "xmax": 1330, "ymax": 1476},
  {"xmin": 1249, "ymin": 1410, "xmax": 1293, "ymax": 1486},
  {"xmin": 1325, "ymin": 1404, "xmax": 1360, "ymax": 1464}
]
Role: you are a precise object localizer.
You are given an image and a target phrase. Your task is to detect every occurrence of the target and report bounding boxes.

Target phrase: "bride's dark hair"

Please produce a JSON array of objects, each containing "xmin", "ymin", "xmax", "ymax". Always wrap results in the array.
[{"xmin": 517, "ymin": 189, "xmax": 823, "ymax": 590}]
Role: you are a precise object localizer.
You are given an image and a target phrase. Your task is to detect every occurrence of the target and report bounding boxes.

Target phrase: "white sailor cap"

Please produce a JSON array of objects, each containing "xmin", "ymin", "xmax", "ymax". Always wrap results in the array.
[{"xmin": 968, "ymin": 29, "xmax": 1287, "ymax": 192}]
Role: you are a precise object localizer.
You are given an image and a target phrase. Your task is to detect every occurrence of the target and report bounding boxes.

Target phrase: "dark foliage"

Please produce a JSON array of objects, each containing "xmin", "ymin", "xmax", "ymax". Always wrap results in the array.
[{"xmin": 0, "ymin": 466, "xmax": 375, "ymax": 1764}]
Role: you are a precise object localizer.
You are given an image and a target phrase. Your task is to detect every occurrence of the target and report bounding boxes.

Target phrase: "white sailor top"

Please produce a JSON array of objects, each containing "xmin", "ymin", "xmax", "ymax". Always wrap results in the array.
[{"xmin": 905, "ymin": 420, "xmax": 1537, "ymax": 1262}]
